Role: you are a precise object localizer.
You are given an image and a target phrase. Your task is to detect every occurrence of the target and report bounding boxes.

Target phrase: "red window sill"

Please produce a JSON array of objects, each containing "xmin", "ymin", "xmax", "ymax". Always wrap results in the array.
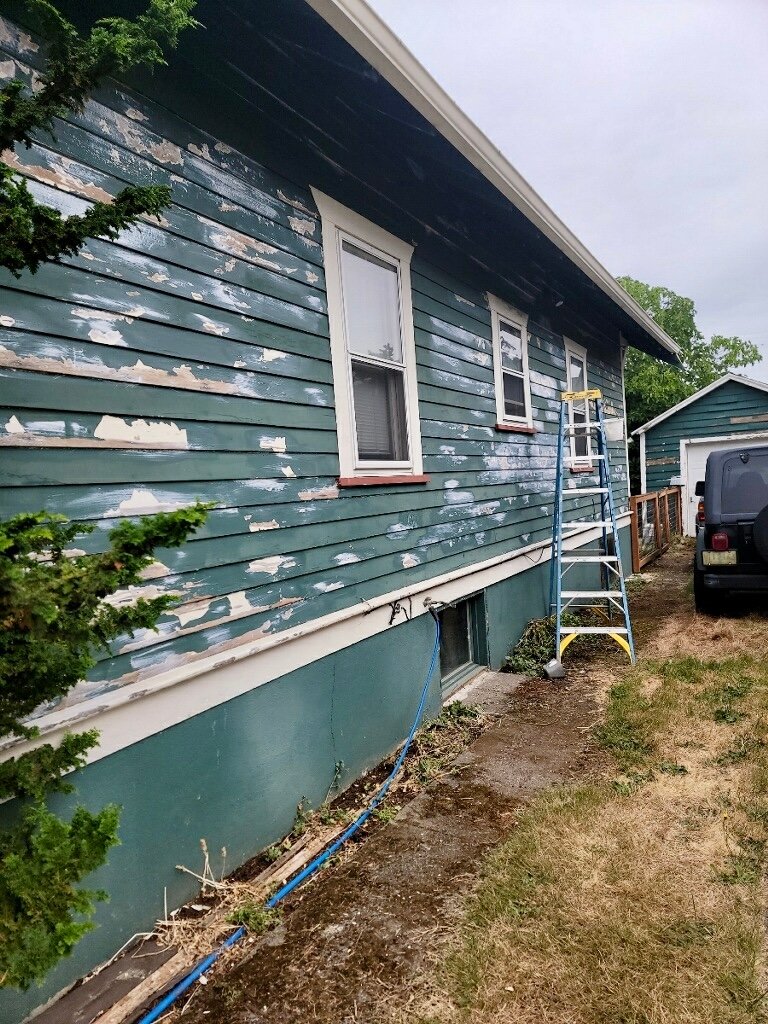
[
  {"xmin": 337, "ymin": 474, "xmax": 431, "ymax": 488},
  {"xmin": 569, "ymin": 465, "xmax": 594, "ymax": 475},
  {"xmin": 495, "ymin": 422, "xmax": 536, "ymax": 435}
]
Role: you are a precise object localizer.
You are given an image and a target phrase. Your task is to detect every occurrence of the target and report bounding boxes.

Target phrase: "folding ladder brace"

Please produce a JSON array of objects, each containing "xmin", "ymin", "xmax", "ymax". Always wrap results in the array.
[{"xmin": 546, "ymin": 388, "xmax": 636, "ymax": 679}]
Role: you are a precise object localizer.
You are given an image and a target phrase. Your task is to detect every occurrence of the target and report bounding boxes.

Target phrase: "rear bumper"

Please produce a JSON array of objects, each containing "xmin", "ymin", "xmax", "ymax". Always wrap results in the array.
[{"xmin": 701, "ymin": 571, "xmax": 768, "ymax": 592}]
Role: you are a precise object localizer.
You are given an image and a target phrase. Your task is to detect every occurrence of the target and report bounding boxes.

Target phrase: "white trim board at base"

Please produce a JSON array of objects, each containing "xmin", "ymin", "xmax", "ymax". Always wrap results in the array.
[{"xmin": 1, "ymin": 514, "xmax": 632, "ymax": 769}]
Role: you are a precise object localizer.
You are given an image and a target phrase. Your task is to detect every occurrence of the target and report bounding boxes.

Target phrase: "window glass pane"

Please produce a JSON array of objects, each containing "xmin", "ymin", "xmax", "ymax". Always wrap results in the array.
[
  {"xmin": 439, "ymin": 601, "xmax": 472, "ymax": 679},
  {"xmin": 351, "ymin": 360, "xmax": 408, "ymax": 461},
  {"xmin": 567, "ymin": 351, "xmax": 589, "ymax": 456},
  {"xmin": 499, "ymin": 321, "xmax": 523, "ymax": 373},
  {"xmin": 722, "ymin": 455, "xmax": 768, "ymax": 514},
  {"xmin": 341, "ymin": 240, "xmax": 402, "ymax": 363},
  {"xmin": 568, "ymin": 353, "xmax": 585, "ymax": 390},
  {"xmin": 503, "ymin": 372, "xmax": 526, "ymax": 420}
]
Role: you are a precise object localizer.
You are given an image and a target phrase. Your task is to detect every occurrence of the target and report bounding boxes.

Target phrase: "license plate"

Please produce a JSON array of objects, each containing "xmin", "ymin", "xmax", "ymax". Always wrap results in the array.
[{"xmin": 703, "ymin": 550, "xmax": 737, "ymax": 566}]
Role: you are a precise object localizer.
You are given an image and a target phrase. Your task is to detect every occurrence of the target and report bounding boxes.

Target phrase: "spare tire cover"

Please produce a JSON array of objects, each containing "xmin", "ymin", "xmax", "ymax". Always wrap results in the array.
[{"xmin": 752, "ymin": 503, "xmax": 768, "ymax": 562}]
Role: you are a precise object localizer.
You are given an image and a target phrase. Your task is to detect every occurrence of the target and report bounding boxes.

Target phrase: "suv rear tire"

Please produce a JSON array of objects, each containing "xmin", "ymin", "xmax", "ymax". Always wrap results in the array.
[{"xmin": 694, "ymin": 566, "xmax": 723, "ymax": 615}]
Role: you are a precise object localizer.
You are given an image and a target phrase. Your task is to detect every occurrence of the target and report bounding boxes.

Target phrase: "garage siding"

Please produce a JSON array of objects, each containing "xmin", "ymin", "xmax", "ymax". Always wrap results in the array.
[{"xmin": 644, "ymin": 380, "xmax": 768, "ymax": 492}]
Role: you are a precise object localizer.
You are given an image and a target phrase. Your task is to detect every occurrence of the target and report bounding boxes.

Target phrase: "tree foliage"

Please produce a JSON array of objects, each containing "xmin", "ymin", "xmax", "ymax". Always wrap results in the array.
[
  {"xmin": 0, "ymin": 0, "xmax": 198, "ymax": 274},
  {"xmin": 0, "ymin": 506, "xmax": 211, "ymax": 989},
  {"xmin": 0, "ymin": 0, "xmax": 201, "ymax": 989},
  {"xmin": 619, "ymin": 278, "xmax": 760, "ymax": 492}
]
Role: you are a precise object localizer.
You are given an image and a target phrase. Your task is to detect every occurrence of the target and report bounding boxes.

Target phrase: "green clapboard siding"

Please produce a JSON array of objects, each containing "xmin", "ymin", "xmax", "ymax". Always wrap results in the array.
[
  {"xmin": 0, "ymin": 26, "xmax": 629, "ymax": 705},
  {"xmin": 644, "ymin": 380, "xmax": 768, "ymax": 492}
]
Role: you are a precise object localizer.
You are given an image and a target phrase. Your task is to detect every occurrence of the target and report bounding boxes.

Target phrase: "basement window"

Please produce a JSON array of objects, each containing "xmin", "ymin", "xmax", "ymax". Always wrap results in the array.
[
  {"xmin": 312, "ymin": 189, "xmax": 424, "ymax": 482},
  {"xmin": 439, "ymin": 595, "xmax": 487, "ymax": 694}
]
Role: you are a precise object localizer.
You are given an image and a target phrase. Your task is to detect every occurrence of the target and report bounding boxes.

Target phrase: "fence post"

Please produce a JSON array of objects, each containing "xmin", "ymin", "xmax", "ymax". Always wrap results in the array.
[
  {"xmin": 629, "ymin": 496, "xmax": 640, "ymax": 573},
  {"xmin": 653, "ymin": 494, "xmax": 662, "ymax": 553}
]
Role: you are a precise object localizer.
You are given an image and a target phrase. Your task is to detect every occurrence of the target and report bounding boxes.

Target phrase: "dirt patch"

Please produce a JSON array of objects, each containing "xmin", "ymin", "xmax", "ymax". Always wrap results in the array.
[{"xmin": 177, "ymin": 674, "xmax": 601, "ymax": 1024}]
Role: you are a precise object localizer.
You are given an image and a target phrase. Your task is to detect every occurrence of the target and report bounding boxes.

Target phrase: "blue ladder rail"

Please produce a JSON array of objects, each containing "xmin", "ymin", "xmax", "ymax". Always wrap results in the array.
[{"xmin": 546, "ymin": 389, "xmax": 636, "ymax": 678}]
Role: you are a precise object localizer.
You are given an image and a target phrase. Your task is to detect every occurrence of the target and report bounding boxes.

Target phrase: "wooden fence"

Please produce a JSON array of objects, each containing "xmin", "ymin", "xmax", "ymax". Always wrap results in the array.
[{"xmin": 629, "ymin": 486, "xmax": 683, "ymax": 573}]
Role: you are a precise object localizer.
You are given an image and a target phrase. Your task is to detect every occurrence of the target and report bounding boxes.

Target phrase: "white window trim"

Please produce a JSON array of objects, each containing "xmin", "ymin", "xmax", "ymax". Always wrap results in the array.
[
  {"xmin": 487, "ymin": 293, "xmax": 532, "ymax": 428},
  {"xmin": 564, "ymin": 338, "xmax": 592, "ymax": 459},
  {"xmin": 311, "ymin": 188, "xmax": 423, "ymax": 479}
]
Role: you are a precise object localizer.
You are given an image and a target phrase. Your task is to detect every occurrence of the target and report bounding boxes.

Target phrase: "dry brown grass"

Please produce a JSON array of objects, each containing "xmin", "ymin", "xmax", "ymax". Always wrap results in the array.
[{"xmin": 394, "ymin": 574, "xmax": 768, "ymax": 1024}]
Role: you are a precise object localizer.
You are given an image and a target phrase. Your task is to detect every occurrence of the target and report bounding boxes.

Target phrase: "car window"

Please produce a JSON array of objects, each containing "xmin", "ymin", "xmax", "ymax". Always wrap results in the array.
[{"xmin": 721, "ymin": 454, "xmax": 768, "ymax": 514}]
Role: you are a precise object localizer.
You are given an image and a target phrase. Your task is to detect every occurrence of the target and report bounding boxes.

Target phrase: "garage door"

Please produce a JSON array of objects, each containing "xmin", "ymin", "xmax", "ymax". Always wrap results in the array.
[{"xmin": 683, "ymin": 434, "xmax": 768, "ymax": 536}]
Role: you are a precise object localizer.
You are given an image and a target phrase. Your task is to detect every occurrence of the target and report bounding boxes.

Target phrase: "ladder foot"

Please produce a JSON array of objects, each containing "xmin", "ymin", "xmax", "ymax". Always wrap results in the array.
[{"xmin": 545, "ymin": 658, "xmax": 566, "ymax": 680}]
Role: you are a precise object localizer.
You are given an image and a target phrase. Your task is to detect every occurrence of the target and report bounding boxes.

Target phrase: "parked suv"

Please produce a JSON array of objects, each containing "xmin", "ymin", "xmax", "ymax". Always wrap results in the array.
[{"xmin": 694, "ymin": 444, "xmax": 768, "ymax": 614}]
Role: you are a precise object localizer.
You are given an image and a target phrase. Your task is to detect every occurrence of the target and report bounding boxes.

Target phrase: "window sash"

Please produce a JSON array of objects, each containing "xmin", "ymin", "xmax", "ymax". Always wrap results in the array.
[
  {"xmin": 338, "ymin": 230, "xmax": 413, "ymax": 469},
  {"xmin": 489, "ymin": 299, "xmax": 531, "ymax": 426},
  {"xmin": 565, "ymin": 344, "xmax": 592, "ymax": 458}
]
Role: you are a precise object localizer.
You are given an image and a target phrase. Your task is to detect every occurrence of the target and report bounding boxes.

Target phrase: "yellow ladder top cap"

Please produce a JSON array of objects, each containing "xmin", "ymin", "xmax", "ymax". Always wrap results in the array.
[{"xmin": 562, "ymin": 388, "xmax": 602, "ymax": 401}]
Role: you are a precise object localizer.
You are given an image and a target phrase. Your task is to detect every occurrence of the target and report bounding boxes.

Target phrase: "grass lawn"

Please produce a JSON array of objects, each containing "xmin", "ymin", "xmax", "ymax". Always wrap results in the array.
[{"xmin": 408, "ymin": 546, "xmax": 768, "ymax": 1024}]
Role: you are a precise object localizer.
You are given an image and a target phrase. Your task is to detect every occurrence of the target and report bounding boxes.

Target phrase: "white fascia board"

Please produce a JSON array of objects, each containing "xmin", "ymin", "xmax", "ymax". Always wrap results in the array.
[
  {"xmin": 305, "ymin": 0, "xmax": 680, "ymax": 361},
  {"xmin": 632, "ymin": 374, "xmax": 768, "ymax": 436},
  {"xmin": 0, "ymin": 513, "xmax": 631, "ymax": 769}
]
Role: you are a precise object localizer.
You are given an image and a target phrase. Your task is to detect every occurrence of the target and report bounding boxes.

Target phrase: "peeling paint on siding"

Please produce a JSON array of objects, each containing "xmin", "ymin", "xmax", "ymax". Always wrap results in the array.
[
  {"xmin": 88, "ymin": 327, "xmax": 125, "ymax": 346},
  {"xmin": 401, "ymin": 553, "xmax": 420, "ymax": 568},
  {"xmin": 333, "ymin": 552, "xmax": 360, "ymax": 564},
  {"xmin": 248, "ymin": 520, "xmax": 280, "ymax": 532},
  {"xmin": 5, "ymin": 415, "xmax": 24, "ymax": 434},
  {"xmin": 313, "ymin": 581, "xmax": 344, "ymax": 592},
  {"xmin": 94, "ymin": 415, "xmax": 189, "ymax": 448},
  {"xmin": 259, "ymin": 436, "xmax": 287, "ymax": 453},
  {"xmin": 298, "ymin": 485, "xmax": 339, "ymax": 501},
  {"xmin": 247, "ymin": 555, "xmax": 297, "ymax": 575},
  {"xmin": 2, "ymin": 149, "xmax": 114, "ymax": 203},
  {"xmin": 288, "ymin": 215, "xmax": 316, "ymax": 237},
  {"xmin": 105, "ymin": 489, "xmax": 190, "ymax": 517}
]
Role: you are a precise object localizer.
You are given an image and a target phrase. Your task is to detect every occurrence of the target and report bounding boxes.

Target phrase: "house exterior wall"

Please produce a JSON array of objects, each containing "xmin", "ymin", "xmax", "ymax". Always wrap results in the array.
[
  {"xmin": 643, "ymin": 380, "xmax": 768, "ymax": 492},
  {"xmin": 0, "ymin": 15, "xmax": 633, "ymax": 1018}
]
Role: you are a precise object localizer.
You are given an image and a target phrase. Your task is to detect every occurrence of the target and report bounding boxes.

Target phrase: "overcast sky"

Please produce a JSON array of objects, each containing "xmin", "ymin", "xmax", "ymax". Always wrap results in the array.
[{"xmin": 368, "ymin": 0, "xmax": 768, "ymax": 377}]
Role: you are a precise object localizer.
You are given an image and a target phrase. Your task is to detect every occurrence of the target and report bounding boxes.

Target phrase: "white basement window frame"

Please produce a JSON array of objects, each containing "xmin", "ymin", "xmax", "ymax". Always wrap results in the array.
[
  {"xmin": 488, "ymin": 293, "xmax": 533, "ymax": 431},
  {"xmin": 311, "ymin": 188, "xmax": 425, "ymax": 483}
]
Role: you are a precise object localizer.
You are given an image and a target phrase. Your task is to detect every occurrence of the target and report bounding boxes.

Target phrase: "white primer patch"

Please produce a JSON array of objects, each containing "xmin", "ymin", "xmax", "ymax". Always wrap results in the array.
[
  {"xmin": 281, "ymin": 466, "xmax": 296, "ymax": 478},
  {"xmin": 314, "ymin": 581, "xmax": 344, "ymax": 592},
  {"xmin": 289, "ymin": 216, "xmax": 316, "ymax": 237},
  {"xmin": 260, "ymin": 436, "xmax": 287, "ymax": 453},
  {"xmin": 247, "ymin": 555, "xmax": 296, "ymax": 576},
  {"xmin": 248, "ymin": 520, "xmax": 280, "ymax": 532},
  {"xmin": 401, "ymin": 553, "xmax": 421, "ymax": 568},
  {"xmin": 261, "ymin": 348, "xmax": 286, "ymax": 362},
  {"xmin": 333, "ymin": 552, "xmax": 360, "ymax": 565},
  {"xmin": 200, "ymin": 318, "xmax": 229, "ymax": 336},
  {"xmin": 298, "ymin": 485, "xmax": 339, "ymax": 501},
  {"xmin": 0, "ymin": 315, "xmax": 16, "ymax": 327},
  {"xmin": 105, "ymin": 489, "xmax": 188, "ymax": 517},
  {"xmin": 94, "ymin": 415, "xmax": 188, "ymax": 448},
  {"xmin": 88, "ymin": 327, "xmax": 125, "ymax": 346},
  {"xmin": 5, "ymin": 415, "xmax": 24, "ymax": 434}
]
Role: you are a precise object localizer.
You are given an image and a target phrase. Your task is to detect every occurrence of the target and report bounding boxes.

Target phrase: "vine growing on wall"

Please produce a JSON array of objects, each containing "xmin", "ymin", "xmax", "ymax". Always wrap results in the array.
[{"xmin": 0, "ymin": 0, "xmax": 202, "ymax": 990}]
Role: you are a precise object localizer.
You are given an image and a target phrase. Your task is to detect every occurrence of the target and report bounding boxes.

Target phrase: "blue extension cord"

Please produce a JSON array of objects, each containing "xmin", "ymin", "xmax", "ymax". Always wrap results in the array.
[{"xmin": 136, "ymin": 613, "xmax": 441, "ymax": 1024}]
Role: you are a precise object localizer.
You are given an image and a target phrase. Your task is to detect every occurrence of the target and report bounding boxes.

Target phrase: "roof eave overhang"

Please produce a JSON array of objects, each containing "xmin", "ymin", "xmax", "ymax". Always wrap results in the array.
[{"xmin": 306, "ymin": 0, "xmax": 681, "ymax": 363}]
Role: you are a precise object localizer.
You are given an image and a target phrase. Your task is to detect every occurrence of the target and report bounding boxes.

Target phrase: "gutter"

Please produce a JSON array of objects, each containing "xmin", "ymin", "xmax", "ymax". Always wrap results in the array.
[{"xmin": 306, "ymin": 0, "xmax": 681, "ymax": 362}]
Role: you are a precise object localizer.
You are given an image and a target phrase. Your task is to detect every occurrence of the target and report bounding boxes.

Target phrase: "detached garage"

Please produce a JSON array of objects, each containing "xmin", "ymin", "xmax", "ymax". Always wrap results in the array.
[{"xmin": 635, "ymin": 374, "xmax": 768, "ymax": 536}]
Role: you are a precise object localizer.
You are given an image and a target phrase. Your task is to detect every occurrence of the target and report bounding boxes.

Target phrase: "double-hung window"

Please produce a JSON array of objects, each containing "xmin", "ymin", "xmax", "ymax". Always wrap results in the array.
[
  {"xmin": 488, "ymin": 294, "xmax": 533, "ymax": 431},
  {"xmin": 312, "ymin": 190, "xmax": 424, "ymax": 482},
  {"xmin": 564, "ymin": 339, "xmax": 591, "ymax": 459}
]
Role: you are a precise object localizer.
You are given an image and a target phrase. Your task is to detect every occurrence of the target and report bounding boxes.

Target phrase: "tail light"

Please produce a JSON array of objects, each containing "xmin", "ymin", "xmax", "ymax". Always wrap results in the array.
[
  {"xmin": 696, "ymin": 499, "xmax": 705, "ymax": 525},
  {"xmin": 711, "ymin": 532, "xmax": 729, "ymax": 551}
]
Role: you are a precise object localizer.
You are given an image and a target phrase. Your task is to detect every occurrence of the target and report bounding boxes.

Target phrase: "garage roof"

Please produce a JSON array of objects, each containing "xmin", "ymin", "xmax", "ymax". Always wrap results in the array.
[{"xmin": 633, "ymin": 374, "xmax": 768, "ymax": 435}]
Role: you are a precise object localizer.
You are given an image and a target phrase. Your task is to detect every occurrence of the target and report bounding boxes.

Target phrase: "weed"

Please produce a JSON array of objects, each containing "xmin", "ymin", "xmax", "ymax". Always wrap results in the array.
[
  {"xmin": 658, "ymin": 761, "xmax": 689, "ymax": 775},
  {"xmin": 264, "ymin": 845, "xmax": 283, "ymax": 863},
  {"xmin": 226, "ymin": 902, "xmax": 282, "ymax": 934},
  {"xmin": 504, "ymin": 612, "xmax": 602, "ymax": 677},
  {"xmin": 292, "ymin": 798, "xmax": 313, "ymax": 837},
  {"xmin": 372, "ymin": 804, "xmax": 400, "ymax": 823},
  {"xmin": 594, "ymin": 676, "xmax": 656, "ymax": 769},
  {"xmin": 714, "ymin": 735, "xmax": 761, "ymax": 766},
  {"xmin": 611, "ymin": 769, "xmax": 654, "ymax": 796}
]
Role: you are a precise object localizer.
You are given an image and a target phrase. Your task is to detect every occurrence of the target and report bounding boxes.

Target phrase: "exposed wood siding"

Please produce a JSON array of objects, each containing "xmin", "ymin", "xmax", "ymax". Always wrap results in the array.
[
  {"xmin": 644, "ymin": 380, "xmax": 768, "ymax": 492},
  {"xmin": 0, "ymin": 17, "xmax": 627, "ymax": 709}
]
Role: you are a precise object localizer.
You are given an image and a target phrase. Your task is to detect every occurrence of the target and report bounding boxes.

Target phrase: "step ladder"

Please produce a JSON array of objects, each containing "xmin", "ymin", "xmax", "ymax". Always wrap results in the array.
[{"xmin": 546, "ymin": 388, "xmax": 635, "ymax": 678}]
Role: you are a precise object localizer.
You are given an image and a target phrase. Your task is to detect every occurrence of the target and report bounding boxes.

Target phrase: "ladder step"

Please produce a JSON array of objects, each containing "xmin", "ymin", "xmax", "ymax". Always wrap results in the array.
[
  {"xmin": 562, "ymin": 591, "xmax": 623, "ymax": 598},
  {"xmin": 563, "ymin": 487, "xmax": 608, "ymax": 495},
  {"xmin": 564, "ymin": 455, "xmax": 604, "ymax": 462},
  {"xmin": 562, "ymin": 555, "xmax": 618, "ymax": 563},
  {"xmin": 563, "ymin": 521, "xmax": 616, "ymax": 533},
  {"xmin": 562, "ymin": 626, "xmax": 628, "ymax": 634}
]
